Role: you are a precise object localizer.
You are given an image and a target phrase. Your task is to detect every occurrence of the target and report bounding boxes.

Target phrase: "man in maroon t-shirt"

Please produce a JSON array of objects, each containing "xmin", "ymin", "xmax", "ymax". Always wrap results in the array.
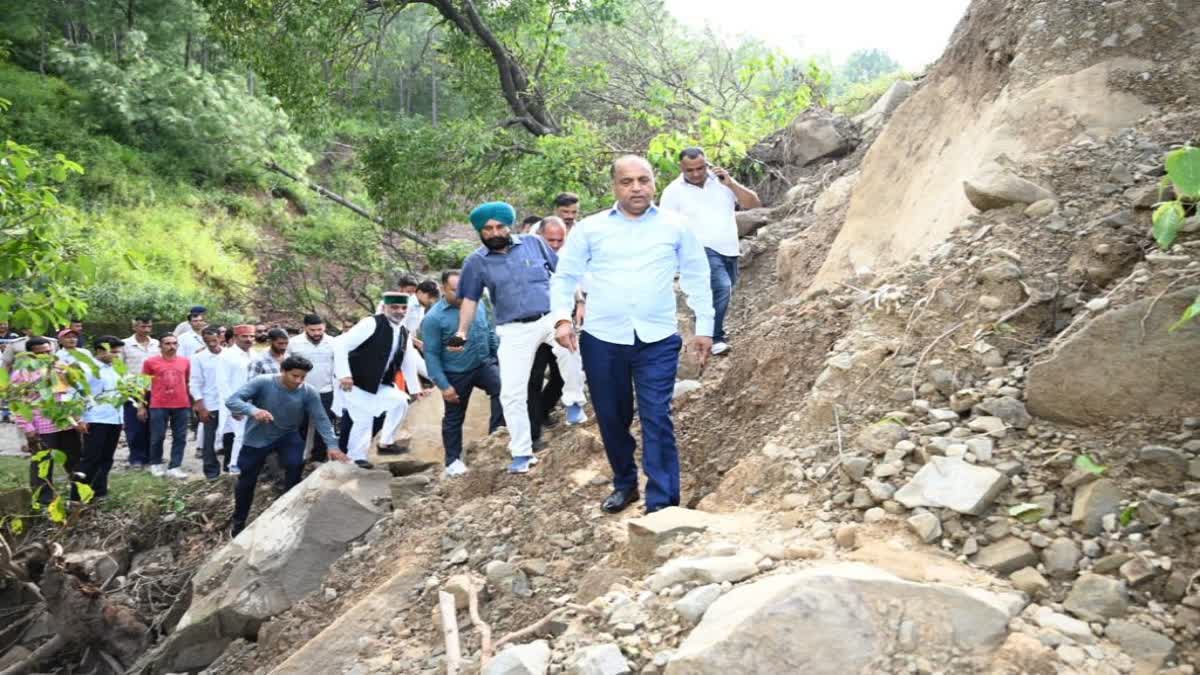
[{"xmin": 139, "ymin": 334, "xmax": 192, "ymax": 478}]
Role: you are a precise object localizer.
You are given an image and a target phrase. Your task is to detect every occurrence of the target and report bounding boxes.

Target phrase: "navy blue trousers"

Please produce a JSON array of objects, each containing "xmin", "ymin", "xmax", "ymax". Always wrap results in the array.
[
  {"xmin": 443, "ymin": 362, "xmax": 504, "ymax": 465},
  {"xmin": 233, "ymin": 431, "xmax": 305, "ymax": 528},
  {"xmin": 580, "ymin": 331, "xmax": 682, "ymax": 511}
]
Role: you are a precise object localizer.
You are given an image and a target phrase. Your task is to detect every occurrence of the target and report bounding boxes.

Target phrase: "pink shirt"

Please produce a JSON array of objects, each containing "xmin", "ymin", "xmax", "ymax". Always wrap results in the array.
[
  {"xmin": 10, "ymin": 369, "xmax": 70, "ymax": 434},
  {"xmin": 142, "ymin": 355, "xmax": 191, "ymax": 409}
]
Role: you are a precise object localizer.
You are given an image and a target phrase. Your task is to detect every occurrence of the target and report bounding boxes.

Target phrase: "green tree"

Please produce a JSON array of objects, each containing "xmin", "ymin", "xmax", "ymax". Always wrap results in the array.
[{"xmin": 839, "ymin": 48, "xmax": 902, "ymax": 86}]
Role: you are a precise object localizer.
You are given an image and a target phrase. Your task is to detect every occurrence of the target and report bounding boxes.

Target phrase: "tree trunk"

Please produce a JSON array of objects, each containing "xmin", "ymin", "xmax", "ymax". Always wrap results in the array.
[
  {"xmin": 126, "ymin": 0, "xmax": 135, "ymax": 29},
  {"xmin": 431, "ymin": 73, "xmax": 438, "ymax": 126},
  {"xmin": 184, "ymin": 31, "xmax": 191, "ymax": 70},
  {"xmin": 414, "ymin": 0, "xmax": 558, "ymax": 136}
]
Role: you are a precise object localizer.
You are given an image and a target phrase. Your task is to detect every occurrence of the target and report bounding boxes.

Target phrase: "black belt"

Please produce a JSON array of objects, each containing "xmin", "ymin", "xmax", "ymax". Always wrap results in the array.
[{"xmin": 510, "ymin": 312, "xmax": 548, "ymax": 324}]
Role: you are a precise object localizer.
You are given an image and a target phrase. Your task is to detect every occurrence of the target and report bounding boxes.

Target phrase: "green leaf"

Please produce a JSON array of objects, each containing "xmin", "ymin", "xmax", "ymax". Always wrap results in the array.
[
  {"xmin": 1074, "ymin": 454, "xmax": 1108, "ymax": 475},
  {"xmin": 48, "ymin": 496, "xmax": 67, "ymax": 523},
  {"xmin": 1165, "ymin": 146, "xmax": 1200, "ymax": 199},
  {"xmin": 1008, "ymin": 503, "xmax": 1045, "ymax": 524},
  {"xmin": 75, "ymin": 481, "xmax": 94, "ymax": 503},
  {"xmin": 1169, "ymin": 294, "xmax": 1200, "ymax": 333},
  {"xmin": 37, "ymin": 459, "xmax": 51, "ymax": 480},
  {"xmin": 7, "ymin": 517, "xmax": 23, "ymax": 535},
  {"xmin": 1119, "ymin": 503, "xmax": 1138, "ymax": 528},
  {"xmin": 51, "ymin": 449, "xmax": 68, "ymax": 467},
  {"xmin": 1152, "ymin": 201, "xmax": 1186, "ymax": 250}
]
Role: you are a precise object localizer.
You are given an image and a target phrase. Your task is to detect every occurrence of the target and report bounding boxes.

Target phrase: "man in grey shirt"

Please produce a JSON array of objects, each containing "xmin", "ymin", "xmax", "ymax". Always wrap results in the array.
[{"xmin": 225, "ymin": 355, "xmax": 347, "ymax": 535}]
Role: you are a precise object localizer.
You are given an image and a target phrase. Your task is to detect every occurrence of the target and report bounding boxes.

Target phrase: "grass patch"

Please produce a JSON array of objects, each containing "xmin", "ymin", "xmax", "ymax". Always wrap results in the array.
[{"xmin": 0, "ymin": 455, "xmax": 184, "ymax": 516}]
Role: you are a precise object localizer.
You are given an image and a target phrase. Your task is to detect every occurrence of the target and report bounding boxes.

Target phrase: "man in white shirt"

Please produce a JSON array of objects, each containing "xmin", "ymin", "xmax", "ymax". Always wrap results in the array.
[
  {"xmin": 289, "ymin": 314, "xmax": 338, "ymax": 462},
  {"xmin": 177, "ymin": 311, "xmax": 207, "ymax": 359},
  {"xmin": 122, "ymin": 316, "xmax": 159, "ymax": 467},
  {"xmin": 189, "ymin": 326, "xmax": 226, "ymax": 480},
  {"xmin": 217, "ymin": 325, "xmax": 256, "ymax": 473},
  {"xmin": 659, "ymin": 146, "xmax": 761, "ymax": 356},
  {"xmin": 78, "ymin": 336, "xmax": 126, "ymax": 499}
]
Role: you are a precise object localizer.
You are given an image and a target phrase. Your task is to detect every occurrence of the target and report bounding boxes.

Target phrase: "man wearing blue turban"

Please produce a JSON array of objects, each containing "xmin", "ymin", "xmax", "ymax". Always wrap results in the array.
[{"xmin": 452, "ymin": 201, "xmax": 587, "ymax": 474}]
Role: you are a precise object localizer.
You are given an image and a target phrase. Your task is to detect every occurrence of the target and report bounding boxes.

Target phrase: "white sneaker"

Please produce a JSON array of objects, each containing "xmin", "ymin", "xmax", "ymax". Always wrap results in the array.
[
  {"xmin": 149, "ymin": 464, "xmax": 166, "ymax": 477},
  {"xmin": 711, "ymin": 341, "xmax": 730, "ymax": 356},
  {"xmin": 444, "ymin": 459, "xmax": 468, "ymax": 478},
  {"xmin": 166, "ymin": 467, "xmax": 189, "ymax": 480}
]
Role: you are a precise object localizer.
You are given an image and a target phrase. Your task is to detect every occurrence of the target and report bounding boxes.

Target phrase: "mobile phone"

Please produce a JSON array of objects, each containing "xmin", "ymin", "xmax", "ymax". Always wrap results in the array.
[{"xmin": 446, "ymin": 335, "xmax": 466, "ymax": 347}]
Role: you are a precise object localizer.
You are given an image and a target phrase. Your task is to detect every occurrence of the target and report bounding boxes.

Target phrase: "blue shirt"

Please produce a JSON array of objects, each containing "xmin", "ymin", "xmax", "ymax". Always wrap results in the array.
[
  {"xmin": 225, "ymin": 375, "xmax": 339, "ymax": 449},
  {"xmin": 459, "ymin": 234, "xmax": 557, "ymax": 325},
  {"xmin": 82, "ymin": 361, "xmax": 122, "ymax": 425},
  {"xmin": 421, "ymin": 299, "xmax": 499, "ymax": 390},
  {"xmin": 551, "ymin": 203, "xmax": 714, "ymax": 345}
]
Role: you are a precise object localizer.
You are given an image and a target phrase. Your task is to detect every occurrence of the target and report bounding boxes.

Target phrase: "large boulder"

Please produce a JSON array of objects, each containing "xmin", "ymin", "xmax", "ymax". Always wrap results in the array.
[
  {"xmin": 151, "ymin": 462, "xmax": 391, "ymax": 673},
  {"xmin": 749, "ymin": 109, "xmax": 859, "ymax": 169},
  {"xmin": 665, "ymin": 564, "xmax": 1022, "ymax": 675},
  {"xmin": 1026, "ymin": 287, "xmax": 1200, "ymax": 424},
  {"xmin": 963, "ymin": 164, "xmax": 1055, "ymax": 211},
  {"xmin": 854, "ymin": 80, "xmax": 916, "ymax": 133}
]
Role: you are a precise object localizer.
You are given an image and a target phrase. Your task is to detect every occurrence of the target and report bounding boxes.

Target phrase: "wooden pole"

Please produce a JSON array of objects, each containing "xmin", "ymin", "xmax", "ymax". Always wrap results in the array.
[{"xmin": 438, "ymin": 591, "xmax": 462, "ymax": 675}]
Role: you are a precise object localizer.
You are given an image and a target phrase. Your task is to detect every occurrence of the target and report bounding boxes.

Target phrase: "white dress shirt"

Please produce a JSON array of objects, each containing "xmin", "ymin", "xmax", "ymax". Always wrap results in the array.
[
  {"xmin": 189, "ymin": 348, "xmax": 225, "ymax": 410},
  {"xmin": 288, "ymin": 334, "xmax": 336, "ymax": 393},
  {"xmin": 178, "ymin": 330, "xmax": 205, "ymax": 359},
  {"xmin": 660, "ymin": 173, "xmax": 740, "ymax": 257},
  {"xmin": 122, "ymin": 335, "xmax": 159, "ymax": 375},
  {"xmin": 216, "ymin": 346, "xmax": 253, "ymax": 407}
]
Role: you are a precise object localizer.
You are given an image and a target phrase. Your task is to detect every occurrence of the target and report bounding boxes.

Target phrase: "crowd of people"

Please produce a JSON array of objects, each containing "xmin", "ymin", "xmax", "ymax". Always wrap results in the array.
[{"xmin": 0, "ymin": 148, "xmax": 759, "ymax": 530}]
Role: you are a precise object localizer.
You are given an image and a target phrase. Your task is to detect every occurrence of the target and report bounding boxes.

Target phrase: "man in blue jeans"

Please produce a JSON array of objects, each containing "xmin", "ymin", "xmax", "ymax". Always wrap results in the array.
[
  {"xmin": 551, "ymin": 155, "xmax": 714, "ymax": 514},
  {"xmin": 422, "ymin": 269, "xmax": 503, "ymax": 477},
  {"xmin": 660, "ymin": 146, "xmax": 761, "ymax": 356},
  {"xmin": 225, "ymin": 355, "xmax": 346, "ymax": 536},
  {"xmin": 139, "ymin": 334, "xmax": 191, "ymax": 479}
]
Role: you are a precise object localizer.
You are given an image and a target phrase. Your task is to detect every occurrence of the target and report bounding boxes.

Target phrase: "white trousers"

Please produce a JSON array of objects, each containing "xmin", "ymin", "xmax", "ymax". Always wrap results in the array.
[
  {"xmin": 333, "ymin": 384, "xmax": 410, "ymax": 462},
  {"xmin": 496, "ymin": 315, "xmax": 586, "ymax": 457},
  {"xmin": 220, "ymin": 413, "xmax": 246, "ymax": 466}
]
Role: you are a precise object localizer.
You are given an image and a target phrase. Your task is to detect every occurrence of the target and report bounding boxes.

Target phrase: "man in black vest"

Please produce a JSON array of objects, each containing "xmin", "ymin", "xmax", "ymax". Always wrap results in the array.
[{"xmin": 333, "ymin": 291, "xmax": 422, "ymax": 468}]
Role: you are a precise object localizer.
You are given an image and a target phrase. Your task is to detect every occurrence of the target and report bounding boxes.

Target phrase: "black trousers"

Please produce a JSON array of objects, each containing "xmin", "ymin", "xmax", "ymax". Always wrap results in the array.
[
  {"xmin": 200, "ymin": 412, "xmax": 221, "ymax": 479},
  {"xmin": 527, "ymin": 344, "xmax": 564, "ymax": 441},
  {"xmin": 300, "ymin": 391, "xmax": 337, "ymax": 461},
  {"xmin": 31, "ymin": 429, "xmax": 82, "ymax": 504},
  {"xmin": 80, "ymin": 423, "xmax": 122, "ymax": 497}
]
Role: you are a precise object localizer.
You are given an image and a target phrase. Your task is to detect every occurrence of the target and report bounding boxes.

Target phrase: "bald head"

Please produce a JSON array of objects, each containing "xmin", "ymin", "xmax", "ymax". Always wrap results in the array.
[
  {"xmin": 610, "ymin": 155, "xmax": 656, "ymax": 217},
  {"xmin": 540, "ymin": 216, "xmax": 567, "ymax": 251}
]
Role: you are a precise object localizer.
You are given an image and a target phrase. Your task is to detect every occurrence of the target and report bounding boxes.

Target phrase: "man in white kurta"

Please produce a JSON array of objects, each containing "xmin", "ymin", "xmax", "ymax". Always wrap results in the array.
[
  {"xmin": 217, "ymin": 325, "xmax": 256, "ymax": 473},
  {"xmin": 333, "ymin": 292, "xmax": 421, "ymax": 468}
]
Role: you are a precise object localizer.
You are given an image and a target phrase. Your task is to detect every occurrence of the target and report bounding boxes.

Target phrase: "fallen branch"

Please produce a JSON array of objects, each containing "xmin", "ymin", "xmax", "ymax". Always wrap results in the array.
[
  {"xmin": 438, "ymin": 592, "xmax": 462, "ymax": 675},
  {"xmin": 0, "ymin": 633, "xmax": 66, "ymax": 675},
  {"xmin": 1139, "ymin": 271, "xmax": 1200, "ymax": 341},
  {"xmin": 263, "ymin": 161, "xmax": 436, "ymax": 249},
  {"xmin": 910, "ymin": 320, "xmax": 967, "ymax": 399},
  {"xmin": 466, "ymin": 579, "xmax": 493, "ymax": 667}
]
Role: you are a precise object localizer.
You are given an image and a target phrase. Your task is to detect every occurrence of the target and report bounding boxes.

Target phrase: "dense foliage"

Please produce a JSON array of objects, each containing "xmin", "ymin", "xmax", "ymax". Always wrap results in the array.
[{"xmin": 0, "ymin": 0, "xmax": 911, "ymax": 326}]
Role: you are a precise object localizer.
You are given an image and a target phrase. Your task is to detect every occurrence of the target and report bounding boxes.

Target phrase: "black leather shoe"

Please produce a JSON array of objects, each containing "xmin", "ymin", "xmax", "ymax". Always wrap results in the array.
[
  {"xmin": 601, "ymin": 488, "xmax": 640, "ymax": 514},
  {"xmin": 354, "ymin": 459, "xmax": 375, "ymax": 470},
  {"xmin": 377, "ymin": 444, "xmax": 410, "ymax": 455},
  {"xmin": 532, "ymin": 438, "xmax": 548, "ymax": 452}
]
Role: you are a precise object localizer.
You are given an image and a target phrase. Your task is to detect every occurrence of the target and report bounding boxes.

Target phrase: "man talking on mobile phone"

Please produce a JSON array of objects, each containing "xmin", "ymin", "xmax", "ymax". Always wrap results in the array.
[{"xmin": 660, "ymin": 146, "xmax": 761, "ymax": 357}]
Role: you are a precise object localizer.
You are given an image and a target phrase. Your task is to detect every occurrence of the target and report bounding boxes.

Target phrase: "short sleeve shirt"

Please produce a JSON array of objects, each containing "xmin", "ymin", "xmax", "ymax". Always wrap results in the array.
[
  {"xmin": 143, "ymin": 355, "xmax": 191, "ymax": 409},
  {"xmin": 458, "ymin": 234, "xmax": 558, "ymax": 325}
]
